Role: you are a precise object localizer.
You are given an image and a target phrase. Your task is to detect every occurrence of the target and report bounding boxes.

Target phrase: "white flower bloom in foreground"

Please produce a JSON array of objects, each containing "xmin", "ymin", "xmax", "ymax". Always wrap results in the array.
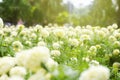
[
  {"xmin": 0, "ymin": 57, "xmax": 15, "ymax": 75},
  {"xmin": 16, "ymin": 46, "xmax": 50, "ymax": 72},
  {"xmin": 0, "ymin": 18, "xmax": 3, "ymax": 28},
  {"xmin": 79, "ymin": 65, "xmax": 110, "ymax": 80},
  {"xmin": 0, "ymin": 74, "xmax": 9, "ymax": 80},
  {"xmin": 28, "ymin": 69, "xmax": 51, "ymax": 80},
  {"xmin": 10, "ymin": 66, "xmax": 27, "ymax": 77},
  {"xmin": 45, "ymin": 58, "xmax": 58, "ymax": 71},
  {"xmin": 9, "ymin": 76, "xmax": 24, "ymax": 80}
]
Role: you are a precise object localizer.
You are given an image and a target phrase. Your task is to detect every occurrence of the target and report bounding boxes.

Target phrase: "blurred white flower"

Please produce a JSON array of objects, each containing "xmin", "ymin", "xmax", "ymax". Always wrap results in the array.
[
  {"xmin": 10, "ymin": 66, "xmax": 27, "ymax": 77},
  {"xmin": 79, "ymin": 65, "xmax": 110, "ymax": 80},
  {"xmin": 0, "ymin": 57, "xmax": 15, "ymax": 75},
  {"xmin": 113, "ymin": 49, "xmax": 120, "ymax": 55},
  {"xmin": 28, "ymin": 69, "xmax": 51, "ymax": 80},
  {"xmin": 9, "ymin": 76, "xmax": 24, "ymax": 80},
  {"xmin": 45, "ymin": 58, "xmax": 58, "ymax": 71},
  {"xmin": 37, "ymin": 41, "xmax": 46, "ymax": 46},
  {"xmin": 80, "ymin": 34, "xmax": 91, "ymax": 41},
  {"xmin": 89, "ymin": 60, "xmax": 99, "ymax": 66},
  {"xmin": 89, "ymin": 46, "xmax": 97, "ymax": 52},
  {"xmin": 16, "ymin": 46, "xmax": 50, "ymax": 72},
  {"xmin": 52, "ymin": 42, "xmax": 61, "ymax": 49},
  {"xmin": 50, "ymin": 50, "xmax": 61, "ymax": 56},
  {"xmin": 12, "ymin": 41, "xmax": 23, "ymax": 52},
  {"xmin": 68, "ymin": 38, "xmax": 79, "ymax": 47},
  {"xmin": 0, "ymin": 74, "xmax": 9, "ymax": 80},
  {"xmin": 41, "ymin": 29, "xmax": 49, "ymax": 38},
  {"xmin": 53, "ymin": 29, "xmax": 65, "ymax": 38}
]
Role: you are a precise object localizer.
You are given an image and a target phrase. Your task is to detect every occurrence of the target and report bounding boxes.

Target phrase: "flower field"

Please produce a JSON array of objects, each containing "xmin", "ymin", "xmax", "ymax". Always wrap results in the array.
[{"xmin": 0, "ymin": 19, "xmax": 120, "ymax": 80}]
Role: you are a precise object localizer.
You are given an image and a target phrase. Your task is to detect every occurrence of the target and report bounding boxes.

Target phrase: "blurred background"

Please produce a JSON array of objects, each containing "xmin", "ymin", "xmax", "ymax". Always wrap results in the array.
[{"xmin": 0, "ymin": 0, "xmax": 120, "ymax": 27}]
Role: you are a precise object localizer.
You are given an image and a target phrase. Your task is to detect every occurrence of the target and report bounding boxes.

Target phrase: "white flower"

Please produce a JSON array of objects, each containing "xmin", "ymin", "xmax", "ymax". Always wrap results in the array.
[
  {"xmin": 53, "ymin": 29, "xmax": 65, "ymax": 38},
  {"xmin": 50, "ymin": 50, "xmax": 61, "ymax": 56},
  {"xmin": 79, "ymin": 65, "xmax": 110, "ymax": 80},
  {"xmin": 89, "ymin": 60, "xmax": 99, "ymax": 66},
  {"xmin": 45, "ymin": 58, "xmax": 58, "ymax": 71},
  {"xmin": 25, "ymin": 41, "xmax": 32, "ymax": 46},
  {"xmin": 0, "ymin": 74, "xmax": 9, "ymax": 80},
  {"xmin": 16, "ymin": 46, "xmax": 50, "ymax": 72},
  {"xmin": 0, "ymin": 57, "xmax": 15, "ymax": 75},
  {"xmin": 37, "ymin": 41, "xmax": 46, "ymax": 46},
  {"xmin": 68, "ymin": 38, "xmax": 79, "ymax": 47},
  {"xmin": 15, "ymin": 50, "xmax": 30, "ymax": 66},
  {"xmin": 113, "ymin": 49, "xmax": 120, "ymax": 55},
  {"xmin": 89, "ymin": 46, "xmax": 97, "ymax": 52},
  {"xmin": 0, "ymin": 18, "xmax": 3, "ymax": 28},
  {"xmin": 52, "ymin": 42, "xmax": 60, "ymax": 49},
  {"xmin": 10, "ymin": 66, "xmax": 27, "ymax": 77},
  {"xmin": 80, "ymin": 34, "xmax": 91, "ymax": 41},
  {"xmin": 17, "ymin": 24, "xmax": 25, "ymax": 31},
  {"xmin": 41, "ymin": 29, "xmax": 49, "ymax": 38},
  {"xmin": 12, "ymin": 41, "xmax": 23, "ymax": 52},
  {"xmin": 9, "ymin": 76, "xmax": 24, "ymax": 80},
  {"xmin": 30, "ymin": 33, "xmax": 37, "ymax": 39},
  {"xmin": 28, "ymin": 69, "xmax": 51, "ymax": 80}
]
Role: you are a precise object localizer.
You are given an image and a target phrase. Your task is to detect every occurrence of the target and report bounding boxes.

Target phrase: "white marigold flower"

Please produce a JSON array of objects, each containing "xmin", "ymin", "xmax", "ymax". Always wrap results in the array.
[
  {"xmin": 109, "ymin": 36, "xmax": 117, "ymax": 42},
  {"xmin": 113, "ymin": 41, "xmax": 120, "ymax": 47},
  {"xmin": 50, "ymin": 50, "xmax": 61, "ymax": 56},
  {"xmin": 79, "ymin": 65, "xmax": 110, "ymax": 80},
  {"xmin": 113, "ymin": 49, "xmax": 120, "ymax": 55},
  {"xmin": 4, "ymin": 37, "xmax": 13, "ymax": 44},
  {"xmin": 28, "ymin": 69, "xmax": 51, "ymax": 80},
  {"xmin": 24, "ymin": 46, "xmax": 50, "ymax": 72},
  {"xmin": 82, "ymin": 57, "xmax": 90, "ymax": 62},
  {"xmin": 52, "ymin": 42, "xmax": 60, "ymax": 49},
  {"xmin": 25, "ymin": 41, "xmax": 32, "ymax": 46},
  {"xmin": 45, "ymin": 58, "xmax": 58, "ymax": 71},
  {"xmin": 53, "ymin": 29, "xmax": 65, "ymax": 38},
  {"xmin": 0, "ymin": 74, "xmax": 9, "ymax": 80},
  {"xmin": 41, "ymin": 29, "xmax": 49, "ymax": 38},
  {"xmin": 30, "ymin": 33, "xmax": 37, "ymax": 39},
  {"xmin": 15, "ymin": 50, "xmax": 29, "ymax": 66},
  {"xmin": 112, "ymin": 23, "xmax": 118, "ymax": 29},
  {"xmin": 0, "ymin": 57, "xmax": 15, "ymax": 75},
  {"xmin": 35, "ymin": 24, "xmax": 43, "ymax": 30},
  {"xmin": 10, "ymin": 66, "xmax": 27, "ymax": 77},
  {"xmin": 17, "ymin": 24, "xmax": 25, "ymax": 31},
  {"xmin": 12, "ymin": 41, "xmax": 23, "ymax": 52},
  {"xmin": 10, "ymin": 31, "xmax": 18, "ymax": 37},
  {"xmin": 68, "ymin": 38, "xmax": 79, "ymax": 47},
  {"xmin": 0, "ymin": 30, "xmax": 4, "ymax": 36},
  {"xmin": 89, "ymin": 60, "xmax": 99, "ymax": 66},
  {"xmin": 0, "ymin": 18, "xmax": 3, "ymax": 28},
  {"xmin": 80, "ymin": 34, "xmax": 91, "ymax": 41},
  {"xmin": 9, "ymin": 76, "xmax": 24, "ymax": 80},
  {"xmin": 89, "ymin": 46, "xmax": 97, "ymax": 52},
  {"xmin": 37, "ymin": 41, "xmax": 46, "ymax": 46},
  {"xmin": 67, "ymin": 31, "xmax": 76, "ymax": 37}
]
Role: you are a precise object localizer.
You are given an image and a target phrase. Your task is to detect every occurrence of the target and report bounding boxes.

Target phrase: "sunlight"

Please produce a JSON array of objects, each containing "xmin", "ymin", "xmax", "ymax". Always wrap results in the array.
[
  {"xmin": 63, "ymin": 0, "xmax": 94, "ymax": 8},
  {"xmin": 0, "ymin": 0, "xmax": 2, "ymax": 3}
]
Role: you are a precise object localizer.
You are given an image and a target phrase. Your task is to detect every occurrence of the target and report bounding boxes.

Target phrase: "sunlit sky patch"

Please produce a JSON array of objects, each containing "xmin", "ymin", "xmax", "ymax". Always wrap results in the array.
[
  {"xmin": 0, "ymin": 0, "xmax": 2, "ymax": 3},
  {"xmin": 63, "ymin": 0, "xmax": 94, "ymax": 8}
]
